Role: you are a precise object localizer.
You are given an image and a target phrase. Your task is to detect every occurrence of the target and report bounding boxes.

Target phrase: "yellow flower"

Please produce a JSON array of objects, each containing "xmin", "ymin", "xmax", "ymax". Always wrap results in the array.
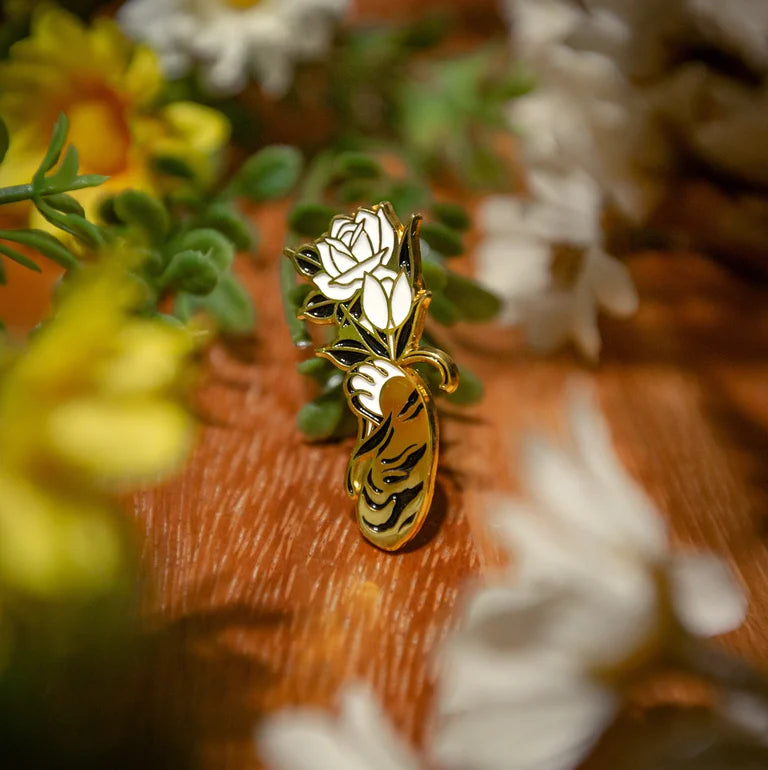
[
  {"xmin": 0, "ymin": 6, "xmax": 230, "ymax": 223},
  {"xmin": 0, "ymin": 247, "xmax": 197, "ymax": 599}
]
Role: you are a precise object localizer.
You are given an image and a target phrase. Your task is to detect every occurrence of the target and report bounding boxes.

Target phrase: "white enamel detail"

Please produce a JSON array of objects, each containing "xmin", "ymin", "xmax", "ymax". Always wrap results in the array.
[
  {"xmin": 348, "ymin": 359, "xmax": 405, "ymax": 417},
  {"xmin": 312, "ymin": 207, "xmax": 397, "ymax": 301},
  {"xmin": 361, "ymin": 269, "xmax": 412, "ymax": 332}
]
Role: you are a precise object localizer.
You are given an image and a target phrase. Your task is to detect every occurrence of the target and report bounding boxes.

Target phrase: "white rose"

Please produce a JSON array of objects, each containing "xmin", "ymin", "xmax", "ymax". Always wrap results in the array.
[
  {"xmin": 313, "ymin": 207, "xmax": 397, "ymax": 302},
  {"xmin": 361, "ymin": 269, "xmax": 412, "ymax": 333}
]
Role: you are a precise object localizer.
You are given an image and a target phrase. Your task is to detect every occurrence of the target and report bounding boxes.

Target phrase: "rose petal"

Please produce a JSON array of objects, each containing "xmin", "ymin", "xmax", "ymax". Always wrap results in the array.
[
  {"xmin": 669, "ymin": 552, "xmax": 747, "ymax": 637},
  {"xmin": 356, "ymin": 209, "xmax": 382, "ymax": 254},
  {"xmin": 330, "ymin": 215, "xmax": 354, "ymax": 240},
  {"xmin": 390, "ymin": 271, "xmax": 412, "ymax": 328},
  {"xmin": 362, "ymin": 273, "xmax": 391, "ymax": 330},
  {"xmin": 316, "ymin": 241, "xmax": 339, "ymax": 278},
  {"xmin": 323, "ymin": 238, "xmax": 358, "ymax": 274},
  {"xmin": 350, "ymin": 226, "xmax": 375, "ymax": 263},
  {"xmin": 313, "ymin": 271, "xmax": 356, "ymax": 301},
  {"xmin": 376, "ymin": 206, "xmax": 396, "ymax": 264}
]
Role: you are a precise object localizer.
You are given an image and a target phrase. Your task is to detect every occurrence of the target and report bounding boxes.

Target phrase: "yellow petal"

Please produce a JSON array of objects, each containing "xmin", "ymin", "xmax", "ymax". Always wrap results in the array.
[
  {"xmin": 48, "ymin": 398, "xmax": 193, "ymax": 482},
  {"xmin": 0, "ymin": 473, "xmax": 125, "ymax": 598}
]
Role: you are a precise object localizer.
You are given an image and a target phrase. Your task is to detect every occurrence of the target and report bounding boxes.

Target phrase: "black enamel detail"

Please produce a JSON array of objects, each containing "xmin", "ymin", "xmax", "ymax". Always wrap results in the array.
[
  {"xmin": 397, "ymin": 389, "xmax": 419, "ymax": 417},
  {"xmin": 354, "ymin": 414, "xmax": 392, "ymax": 457},
  {"xmin": 403, "ymin": 401, "xmax": 424, "ymax": 421},
  {"xmin": 395, "ymin": 312, "xmax": 415, "ymax": 358},
  {"xmin": 324, "ymin": 339, "xmax": 369, "ymax": 368},
  {"xmin": 362, "ymin": 482, "xmax": 424, "ymax": 533},
  {"xmin": 302, "ymin": 291, "xmax": 336, "ymax": 319},
  {"xmin": 382, "ymin": 443, "xmax": 417, "ymax": 466},
  {"xmin": 292, "ymin": 248, "xmax": 322, "ymax": 277},
  {"xmin": 389, "ymin": 444, "xmax": 427, "ymax": 472}
]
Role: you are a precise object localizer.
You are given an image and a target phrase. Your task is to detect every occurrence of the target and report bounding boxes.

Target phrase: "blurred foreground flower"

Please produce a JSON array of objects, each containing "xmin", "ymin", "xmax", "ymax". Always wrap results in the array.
[
  {"xmin": 0, "ymin": 249, "xmax": 195, "ymax": 601},
  {"xmin": 118, "ymin": 0, "xmax": 349, "ymax": 96},
  {"xmin": 0, "ymin": 6, "xmax": 229, "ymax": 224},
  {"xmin": 476, "ymin": 170, "xmax": 638, "ymax": 360},
  {"xmin": 258, "ymin": 386, "xmax": 750, "ymax": 770},
  {"xmin": 431, "ymin": 386, "xmax": 746, "ymax": 770},
  {"xmin": 259, "ymin": 685, "xmax": 420, "ymax": 770},
  {"xmin": 0, "ymin": 246, "xmax": 197, "ymax": 762}
]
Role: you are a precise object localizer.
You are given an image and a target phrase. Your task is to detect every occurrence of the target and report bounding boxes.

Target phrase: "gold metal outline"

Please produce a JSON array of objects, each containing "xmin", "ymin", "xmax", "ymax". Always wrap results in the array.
[{"xmin": 285, "ymin": 202, "xmax": 458, "ymax": 551}]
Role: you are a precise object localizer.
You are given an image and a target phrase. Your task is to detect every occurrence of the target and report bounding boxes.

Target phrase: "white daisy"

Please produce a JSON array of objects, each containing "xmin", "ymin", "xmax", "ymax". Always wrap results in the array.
[
  {"xmin": 505, "ymin": 0, "xmax": 669, "ymax": 221},
  {"xmin": 118, "ymin": 0, "xmax": 349, "ymax": 95},
  {"xmin": 257, "ymin": 684, "xmax": 421, "ymax": 770},
  {"xmin": 431, "ymin": 385, "xmax": 747, "ymax": 770},
  {"xmin": 476, "ymin": 169, "xmax": 638, "ymax": 360}
]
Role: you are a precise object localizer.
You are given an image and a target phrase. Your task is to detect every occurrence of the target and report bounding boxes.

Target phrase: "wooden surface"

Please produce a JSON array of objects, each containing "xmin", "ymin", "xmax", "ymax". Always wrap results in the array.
[{"xmin": 122, "ymin": 201, "xmax": 768, "ymax": 769}]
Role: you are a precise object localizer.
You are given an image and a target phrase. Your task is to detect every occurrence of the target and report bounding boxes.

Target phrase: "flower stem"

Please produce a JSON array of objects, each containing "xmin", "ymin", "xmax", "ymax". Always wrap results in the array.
[{"xmin": 0, "ymin": 176, "xmax": 108, "ymax": 206}]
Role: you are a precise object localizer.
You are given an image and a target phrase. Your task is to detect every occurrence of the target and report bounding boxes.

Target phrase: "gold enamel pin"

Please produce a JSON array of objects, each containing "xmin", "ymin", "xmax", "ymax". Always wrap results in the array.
[{"xmin": 285, "ymin": 203, "xmax": 458, "ymax": 551}]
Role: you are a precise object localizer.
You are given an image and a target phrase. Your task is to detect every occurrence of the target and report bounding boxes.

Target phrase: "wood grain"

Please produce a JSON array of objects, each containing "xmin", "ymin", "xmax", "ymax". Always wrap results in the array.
[{"xmin": 125, "ymin": 198, "xmax": 768, "ymax": 769}]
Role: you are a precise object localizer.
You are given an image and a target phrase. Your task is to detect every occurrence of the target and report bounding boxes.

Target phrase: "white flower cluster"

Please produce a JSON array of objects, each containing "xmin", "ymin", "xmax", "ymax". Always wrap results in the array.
[
  {"xmin": 477, "ymin": 169, "xmax": 637, "ymax": 360},
  {"xmin": 257, "ymin": 387, "xmax": 747, "ymax": 770},
  {"xmin": 481, "ymin": 0, "xmax": 768, "ymax": 359},
  {"xmin": 118, "ymin": 0, "xmax": 349, "ymax": 95}
]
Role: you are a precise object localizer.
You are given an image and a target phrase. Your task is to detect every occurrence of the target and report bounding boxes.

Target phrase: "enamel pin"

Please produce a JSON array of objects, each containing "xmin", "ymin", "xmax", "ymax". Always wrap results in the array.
[{"xmin": 285, "ymin": 203, "xmax": 458, "ymax": 551}]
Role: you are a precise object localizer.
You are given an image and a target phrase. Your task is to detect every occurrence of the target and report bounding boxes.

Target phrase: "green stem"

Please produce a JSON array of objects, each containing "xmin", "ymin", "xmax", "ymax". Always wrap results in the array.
[{"xmin": 0, "ymin": 176, "xmax": 108, "ymax": 206}]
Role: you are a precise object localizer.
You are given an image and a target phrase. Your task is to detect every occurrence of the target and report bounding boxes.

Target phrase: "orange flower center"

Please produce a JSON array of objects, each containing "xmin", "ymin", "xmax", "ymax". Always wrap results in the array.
[
  {"xmin": 67, "ymin": 95, "xmax": 132, "ymax": 177},
  {"xmin": 222, "ymin": 0, "xmax": 264, "ymax": 8}
]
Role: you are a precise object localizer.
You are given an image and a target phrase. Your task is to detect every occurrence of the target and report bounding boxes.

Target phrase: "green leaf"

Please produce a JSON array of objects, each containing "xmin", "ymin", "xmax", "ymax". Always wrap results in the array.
[
  {"xmin": 0, "ymin": 229, "xmax": 78, "ymax": 269},
  {"xmin": 198, "ymin": 202, "xmax": 254, "ymax": 251},
  {"xmin": 151, "ymin": 154, "xmax": 196, "ymax": 180},
  {"xmin": 113, "ymin": 190, "xmax": 170, "ymax": 243},
  {"xmin": 288, "ymin": 202, "xmax": 336, "ymax": 238},
  {"xmin": 177, "ymin": 228, "xmax": 235, "ymax": 271},
  {"xmin": 44, "ymin": 192, "xmax": 85, "ymax": 217},
  {"xmin": 0, "ymin": 115, "xmax": 8, "ymax": 166},
  {"xmin": 289, "ymin": 283, "xmax": 312, "ymax": 307},
  {"xmin": 432, "ymin": 202, "xmax": 471, "ymax": 231},
  {"xmin": 336, "ymin": 179, "xmax": 372, "ymax": 204},
  {"xmin": 333, "ymin": 151, "xmax": 383, "ymax": 180},
  {"xmin": 237, "ymin": 145, "xmax": 303, "ymax": 201},
  {"xmin": 444, "ymin": 272, "xmax": 501, "ymax": 323},
  {"xmin": 34, "ymin": 198, "xmax": 103, "ymax": 248},
  {"xmin": 297, "ymin": 357, "xmax": 333, "ymax": 383},
  {"xmin": 66, "ymin": 173, "xmax": 109, "ymax": 190},
  {"xmin": 387, "ymin": 181, "xmax": 428, "ymax": 221},
  {"xmin": 179, "ymin": 271, "xmax": 255, "ymax": 334},
  {"xmin": 0, "ymin": 242, "xmax": 41, "ymax": 272},
  {"xmin": 46, "ymin": 145, "xmax": 79, "ymax": 188},
  {"xmin": 162, "ymin": 249, "xmax": 219, "ymax": 295},
  {"xmin": 421, "ymin": 259, "xmax": 447, "ymax": 292},
  {"xmin": 447, "ymin": 366, "xmax": 483, "ymax": 405},
  {"xmin": 427, "ymin": 292, "xmax": 459, "ymax": 325},
  {"xmin": 35, "ymin": 113, "xmax": 68, "ymax": 177},
  {"xmin": 297, "ymin": 393, "xmax": 345, "ymax": 441},
  {"xmin": 421, "ymin": 221, "xmax": 464, "ymax": 257},
  {"xmin": 495, "ymin": 68, "xmax": 536, "ymax": 100}
]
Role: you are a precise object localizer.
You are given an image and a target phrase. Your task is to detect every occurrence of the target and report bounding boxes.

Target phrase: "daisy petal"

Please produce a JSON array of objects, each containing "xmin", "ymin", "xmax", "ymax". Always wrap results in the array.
[{"xmin": 669, "ymin": 551, "xmax": 747, "ymax": 637}]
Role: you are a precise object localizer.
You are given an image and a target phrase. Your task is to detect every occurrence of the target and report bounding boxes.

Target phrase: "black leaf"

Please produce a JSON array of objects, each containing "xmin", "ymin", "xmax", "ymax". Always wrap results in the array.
[
  {"xmin": 355, "ymin": 321, "xmax": 388, "ymax": 357},
  {"xmin": 322, "ymin": 339, "xmax": 369, "ymax": 370},
  {"xmin": 289, "ymin": 247, "xmax": 322, "ymax": 277},
  {"xmin": 395, "ymin": 312, "xmax": 416, "ymax": 359},
  {"xmin": 398, "ymin": 215, "xmax": 423, "ymax": 283},
  {"xmin": 301, "ymin": 291, "xmax": 336, "ymax": 320}
]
